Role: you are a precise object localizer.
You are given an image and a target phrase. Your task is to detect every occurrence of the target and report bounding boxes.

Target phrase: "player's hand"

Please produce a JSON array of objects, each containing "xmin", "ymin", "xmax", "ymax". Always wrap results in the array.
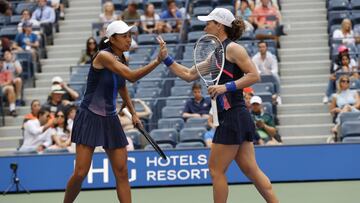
[
  {"xmin": 208, "ymin": 85, "xmax": 227, "ymax": 98},
  {"xmin": 156, "ymin": 35, "xmax": 168, "ymax": 62},
  {"xmin": 131, "ymin": 114, "xmax": 143, "ymax": 129}
]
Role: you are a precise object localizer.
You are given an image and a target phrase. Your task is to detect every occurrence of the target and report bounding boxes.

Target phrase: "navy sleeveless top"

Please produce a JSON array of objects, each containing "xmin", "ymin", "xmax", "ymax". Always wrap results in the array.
[
  {"xmin": 80, "ymin": 48, "xmax": 126, "ymax": 116},
  {"xmin": 216, "ymin": 38, "xmax": 246, "ymax": 112}
]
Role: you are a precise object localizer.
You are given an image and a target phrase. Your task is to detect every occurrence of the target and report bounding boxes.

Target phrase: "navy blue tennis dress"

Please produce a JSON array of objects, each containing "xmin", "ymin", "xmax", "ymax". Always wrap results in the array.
[
  {"xmin": 213, "ymin": 38, "xmax": 257, "ymax": 145},
  {"xmin": 71, "ymin": 48, "xmax": 128, "ymax": 149}
]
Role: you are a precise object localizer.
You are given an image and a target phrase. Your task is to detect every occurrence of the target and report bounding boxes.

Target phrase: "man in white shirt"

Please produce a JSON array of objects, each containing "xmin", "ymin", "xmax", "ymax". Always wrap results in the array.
[
  {"xmin": 252, "ymin": 40, "xmax": 280, "ymax": 93},
  {"xmin": 19, "ymin": 108, "xmax": 55, "ymax": 152}
]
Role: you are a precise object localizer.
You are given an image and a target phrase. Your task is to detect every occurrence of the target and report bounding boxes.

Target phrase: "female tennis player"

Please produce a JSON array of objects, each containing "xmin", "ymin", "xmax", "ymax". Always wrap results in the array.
[
  {"xmin": 63, "ymin": 20, "xmax": 167, "ymax": 203},
  {"xmin": 159, "ymin": 8, "xmax": 279, "ymax": 203}
]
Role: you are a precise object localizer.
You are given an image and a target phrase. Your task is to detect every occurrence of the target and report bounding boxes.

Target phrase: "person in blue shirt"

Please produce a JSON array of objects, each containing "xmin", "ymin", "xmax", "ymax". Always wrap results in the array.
[
  {"xmin": 159, "ymin": 0, "xmax": 183, "ymax": 33},
  {"xmin": 63, "ymin": 20, "xmax": 167, "ymax": 203},
  {"xmin": 13, "ymin": 21, "xmax": 40, "ymax": 62},
  {"xmin": 182, "ymin": 83, "xmax": 211, "ymax": 120}
]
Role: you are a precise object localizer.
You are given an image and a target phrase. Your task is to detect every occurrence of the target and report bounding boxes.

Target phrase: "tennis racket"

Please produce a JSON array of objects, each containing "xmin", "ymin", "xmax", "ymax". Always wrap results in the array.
[
  {"xmin": 122, "ymin": 108, "xmax": 167, "ymax": 160},
  {"xmin": 193, "ymin": 34, "xmax": 225, "ymax": 127}
]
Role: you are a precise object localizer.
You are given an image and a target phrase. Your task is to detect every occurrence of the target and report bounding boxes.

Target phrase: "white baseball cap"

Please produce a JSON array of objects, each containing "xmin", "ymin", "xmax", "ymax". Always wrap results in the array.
[
  {"xmin": 51, "ymin": 76, "xmax": 63, "ymax": 84},
  {"xmin": 250, "ymin": 96, "xmax": 262, "ymax": 105},
  {"xmin": 105, "ymin": 20, "xmax": 133, "ymax": 38},
  {"xmin": 198, "ymin": 8, "xmax": 235, "ymax": 27}
]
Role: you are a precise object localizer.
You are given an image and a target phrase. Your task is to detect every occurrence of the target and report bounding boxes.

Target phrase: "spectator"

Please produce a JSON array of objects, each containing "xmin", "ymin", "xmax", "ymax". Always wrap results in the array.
[
  {"xmin": 50, "ymin": 76, "xmax": 80, "ymax": 104},
  {"xmin": 49, "ymin": 0, "xmax": 65, "ymax": 20},
  {"xmin": 65, "ymin": 104, "xmax": 77, "ymax": 133},
  {"xmin": 120, "ymin": 1, "xmax": 141, "ymax": 34},
  {"xmin": 18, "ymin": 108, "xmax": 55, "ymax": 152},
  {"xmin": 24, "ymin": 99, "xmax": 41, "ymax": 122},
  {"xmin": 204, "ymin": 107, "xmax": 215, "ymax": 147},
  {"xmin": 243, "ymin": 87, "xmax": 255, "ymax": 110},
  {"xmin": 118, "ymin": 98, "xmax": 152, "ymax": 132},
  {"xmin": 140, "ymin": 3, "xmax": 161, "ymax": 34},
  {"xmin": 252, "ymin": 0, "xmax": 281, "ymax": 30},
  {"xmin": 42, "ymin": 84, "xmax": 67, "ymax": 115},
  {"xmin": 3, "ymin": 49, "xmax": 23, "ymax": 105},
  {"xmin": 99, "ymin": 1, "xmax": 118, "ymax": 24},
  {"xmin": 13, "ymin": 21, "xmax": 40, "ymax": 61},
  {"xmin": 159, "ymin": 0, "xmax": 183, "ymax": 33},
  {"xmin": 78, "ymin": 37, "xmax": 98, "ymax": 65},
  {"xmin": 182, "ymin": 83, "xmax": 211, "ymax": 120},
  {"xmin": 0, "ymin": 57, "xmax": 17, "ymax": 116},
  {"xmin": 31, "ymin": 0, "xmax": 56, "ymax": 24},
  {"xmin": 235, "ymin": 0, "xmax": 254, "ymax": 23},
  {"xmin": 0, "ymin": 0, "xmax": 9, "ymax": 15},
  {"xmin": 250, "ymin": 96, "xmax": 280, "ymax": 145},
  {"xmin": 333, "ymin": 18, "xmax": 355, "ymax": 46},
  {"xmin": 17, "ymin": 9, "xmax": 41, "ymax": 33},
  {"xmin": 48, "ymin": 109, "xmax": 71, "ymax": 150}
]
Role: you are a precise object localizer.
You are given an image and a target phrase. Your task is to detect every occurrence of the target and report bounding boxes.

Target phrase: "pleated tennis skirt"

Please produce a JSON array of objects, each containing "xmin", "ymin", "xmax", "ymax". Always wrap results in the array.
[
  {"xmin": 213, "ymin": 106, "xmax": 256, "ymax": 145},
  {"xmin": 71, "ymin": 107, "xmax": 128, "ymax": 149}
]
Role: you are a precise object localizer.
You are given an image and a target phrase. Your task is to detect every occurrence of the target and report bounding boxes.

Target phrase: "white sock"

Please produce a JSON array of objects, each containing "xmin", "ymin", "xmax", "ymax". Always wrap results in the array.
[{"xmin": 9, "ymin": 103, "xmax": 15, "ymax": 111}]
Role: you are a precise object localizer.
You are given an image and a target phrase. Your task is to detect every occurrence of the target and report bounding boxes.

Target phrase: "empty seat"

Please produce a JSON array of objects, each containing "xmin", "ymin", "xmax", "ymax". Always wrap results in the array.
[
  {"xmin": 135, "ymin": 87, "xmax": 162, "ymax": 98},
  {"xmin": 144, "ymin": 143, "xmax": 174, "ymax": 150},
  {"xmin": 342, "ymin": 136, "xmax": 360, "ymax": 143},
  {"xmin": 161, "ymin": 106, "xmax": 184, "ymax": 118},
  {"xmin": 185, "ymin": 117, "xmax": 208, "ymax": 128},
  {"xmin": 15, "ymin": 2, "xmax": 37, "ymax": 15},
  {"xmin": 175, "ymin": 141, "xmax": 205, "ymax": 149},
  {"xmin": 328, "ymin": 0, "xmax": 349, "ymax": 11},
  {"xmin": 161, "ymin": 33, "xmax": 180, "ymax": 44},
  {"xmin": 125, "ymin": 130, "xmax": 142, "ymax": 149},
  {"xmin": 252, "ymin": 82, "xmax": 275, "ymax": 94},
  {"xmin": 171, "ymin": 86, "xmax": 192, "ymax": 96},
  {"xmin": 341, "ymin": 120, "xmax": 360, "ymax": 139},
  {"xmin": 193, "ymin": 0, "xmax": 213, "ymax": 7},
  {"xmin": 179, "ymin": 127, "xmax": 207, "ymax": 143},
  {"xmin": 0, "ymin": 26, "xmax": 18, "ymax": 40},
  {"xmin": 158, "ymin": 118, "xmax": 185, "ymax": 131},
  {"xmin": 190, "ymin": 18, "xmax": 207, "ymax": 31},
  {"xmin": 150, "ymin": 128, "xmax": 178, "ymax": 146},
  {"xmin": 351, "ymin": 0, "xmax": 360, "ymax": 10},
  {"xmin": 187, "ymin": 31, "xmax": 205, "ymax": 43},
  {"xmin": 255, "ymin": 92, "xmax": 272, "ymax": 103},
  {"xmin": 137, "ymin": 33, "xmax": 157, "ymax": 45},
  {"xmin": 192, "ymin": 6, "xmax": 213, "ymax": 17},
  {"xmin": 262, "ymin": 102, "xmax": 273, "ymax": 116},
  {"xmin": 339, "ymin": 112, "xmax": 360, "ymax": 124},
  {"xmin": 137, "ymin": 80, "xmax": 163, "ymax": 88},
  {"xmin": 166, "ymin": 96, "xmax": 189, "ymax": 107}
]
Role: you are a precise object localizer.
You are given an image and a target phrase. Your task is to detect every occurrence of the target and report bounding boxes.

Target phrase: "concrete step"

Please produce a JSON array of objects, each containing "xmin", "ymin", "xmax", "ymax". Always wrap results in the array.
[
  {"xmin": 54, "ymin": 37, "xmax": 88, "ymax": 45},
  {"xmin": 278, "ymin": 113, "xmax": 332, "ymax": 125},
  {"xmin": 40, "ymin": 64, "xmax": 72, "ymax": 73},
  {"xmin": 65, "ymin": 13, "xmax": 99, "ymax": 21},
  {"xmin": 48, "ymin": 50, "xmax": 82, "ymax": 58},
  {"xmin": 59, "ymin": 24, "xmax": 91, "ymax": 32},
  {"xmin": 281, "ymin": 1, "xmax": 325, "ymax": 10},
  {"xmin": 281, "ymin": 66, "xmax": 329, "ymax": 76},
  {"xmin": 281, "ymin": 33, "xmax": 328, "ymax": 41},
  {"xmin": 286, "ymin": 21, "xmax": 328, "ymax": 30},
  {"xmin": 280, "ymin": 74, "xmax": 329, "ymax": 85},
  {"xmin": 36, "ymin": 79, "xmax": 69, "ymax": 88},
  {"xmin": 4, "ymin": 106, "xmax": 30, "ymax": 115},
  {"xmin": 282, "ymin": 14, "xmax": 326, "ymax": 22},
  {"xmin": 35, "ymin": 72, "xmax": 70, "ymax": 80},
  {"xmin": 280, "ymin": 60, "xmax": 330, "ymax": 69},
  {"xmin": 281, "ymin": 53, "xmax": 329, "ymax": 62},
  {"xmin": 0, "ymin": 126, "xmax": 22, "ymax": 137},
  {"xmin": 278, "ymin": 103, "xmax": 329, "ymax": 114},
  {"xmin": 279, "ymin": 47, "xmax": 329, "ymax": 56},
  {"xmin": 281, "ymin": 135, "xmax": 329, "ymax": 145},
  {"xmin": 3, "ymin": 116, "xmax": 26, "ymax": 126},
  {"xmin": 69, "ymin": 0, "xmax": 100, "ymax": 7},
  {"xmin": 47, "ymin": 44, "xmax": 83, "ymax": 52},
  {"xmin": 55, "ymin": 32, "xmax": 91, "ymax": 39},
  {"xmin": 281, "ymin": 8, "xmax": 326, "ymax": 16},
  {"xmin": 0, "ymin": 137, "xmax": 21, "ymax": 148},
  {"xmin": 40, "ymin": 58, "xmax": 78, "ymax": 66},
  {"xmin": 0, "ymin": 148, "xmax": 17, "ymax": 156},
  {"xmin": 60, "ymin": 19, "xmax": 98, "ymax": 27},
  {"xmin": 281, "ymin": 83, "xmax": 327, "ymax": 94},
  {"xmin": 281, "ymin": 93, "xmax": 324, "ymax": 104},
  {"xmin": 24, "ymin": 87, "xmax": 52, "ymax": 97},
  {"xmin": 281, "ymin": 40, "xmax": 328, "ymax": 49},
  {"xmin": 65, "ymin": 6, "xmax": 100, "ymax": 12},
  {"xmin": 286, "ymin": 27, "xmax": 327, "ymax": 35},
  {"xmin": 278, "ymin": 124, "xmax": 333, "ymax": 137}
]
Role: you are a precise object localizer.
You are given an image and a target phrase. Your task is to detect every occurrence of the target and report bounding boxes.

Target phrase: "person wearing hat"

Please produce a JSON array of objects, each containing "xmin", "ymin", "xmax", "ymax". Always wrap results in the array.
[
  {"xmin": 159, "ymin": 7, "xmax": 279, "ymax": 203},
  {"xmin": 63, "ymin": 20, "xmax": 167, "ymax": 203},
  {"xmin": 50, "ymin": 76, "xmax": 79, "ymax": 105},
  {"xmin": 42, "ymin": 84, "xmax": 67, "ymax": 116},
  {"xmin": 13, "ymin": 21, "xmax": 40, "ymax": 63}
]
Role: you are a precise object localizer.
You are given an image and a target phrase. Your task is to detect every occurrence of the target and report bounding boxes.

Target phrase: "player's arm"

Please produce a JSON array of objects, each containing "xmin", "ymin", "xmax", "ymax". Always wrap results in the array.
[
  {"xmin": 228, "ymin": 43, "xmax": 260, "ymax": 88},
  {"xmin": 118, "ymin": 86, "xmax": 142, "ymax": 127},
  {"xmin": 167, "ymin": 62, "xmax": 199, "ymax": 82}
]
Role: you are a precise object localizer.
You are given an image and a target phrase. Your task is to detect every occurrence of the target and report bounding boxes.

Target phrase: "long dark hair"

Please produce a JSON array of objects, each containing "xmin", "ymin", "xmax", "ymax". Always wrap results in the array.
[
  {"xmin": 54, "ymin": 109, "xmax": 68, "ymax": 133},
  {"xmin": 224, "ymin": 16, "xmax": 246, "ymax": 41},
  {"xmin": 86, "ymin": 37, "xmax": 98, "ymax": 56}
]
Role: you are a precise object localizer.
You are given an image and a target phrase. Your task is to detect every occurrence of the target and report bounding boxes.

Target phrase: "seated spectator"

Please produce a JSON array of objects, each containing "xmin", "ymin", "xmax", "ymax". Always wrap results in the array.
[
  {"xmin": 235, "ymin": 0, "xmax": 254, "ymax": 23},
  {"xmin": 250, "ymin": 96, "xmax": 280, "ymax": 145},
  {"xmin": 120, "ymin": 1, "xmax": 141, "ymax": 35},
  {"xmin": 19, "ymin": 108, "xmax": 55, "ymax": 153},
  {"xmin": 324, "ymin": 52, "xmax": 359, "ymax": 103},
  {"xmin": 254, "ymin": 0, "xmax": 279, "ymax": 10},
  {"xmin": 329, "ymin": 75, "xmax": 360, "ymax": 119},
  {"xmin": 252, "ymin": 0, "xmax": 281, "ymax": 30},
  {"xmin": 49, "ymin": 0, "xmax": 65, "ymax": 20},
  {"xmin": 99, "ymin": 1, "xmax": 118, "ymax": 24},
  {"xmin": 78, "ymin": 37, "xmax": 98, "ymax": 65},
  {"xmin": 204, "ymin": 107, "xmax": 215, "ymax": 147},
  {"xmin": 159, "ymin": 0, "xmax": 183, "ymax": 33},
  {"xmin": 24, "ymin": 99, "xmax": 41, "ymax": 122},
  {"xmin": 31, "ymin": 0, "xmax": 56, "ymax": 24},
  {"xmin": 140, "ymin": 3, "xmax": 161, "ymax": 34},
  {"xmin": 182, "ymin": 83, "xmax": 211, "ymax": 120},
  {"xmin": 17, "ymin": 9, "xmax": 41, "ymax": 34},
  {"xmin": 333, "ymin": 19, "xmax": 356, "ymax": 46},
  {"xmin": 50, "ymin": 76, "xmax": 80, "ymax": 105},
  {"xmin": 126, "ymin": 136, "xmax": 135, "ymax": 151},
  {"xmin": 65, "ymin": 104, "xmax": 77, "ymax": 134},
  {"xmin": 48, "ymin": 109, "xmax": 71, "ymax": 150},
  {"xmin": 0, "ymin": 57, "xmax": 17, "ymax": 116},
  {"xmin": 3, "ymin": 49, "xmax": 23, "ymax": 105},
  {"xmin": 118, "ymin": 99, "xmax": 152, "ymax": 132},
  {"xmin": 42, "ymin": 84, "xmax": 67, "ymax": 115},
  {"xmin": 13, "ymin": 21, "xmax": 40, "ymax": 61},
  {"xmin": 243, "ymin": 87, "xmax": 255, "ymax": 110}
]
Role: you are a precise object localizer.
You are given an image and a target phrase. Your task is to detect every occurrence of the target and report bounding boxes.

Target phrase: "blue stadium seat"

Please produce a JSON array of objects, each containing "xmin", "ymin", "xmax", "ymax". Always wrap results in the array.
[
  {"xmin": 161, "ymin": 33, "xmax": 180, "ymax": 44},
  {"xmin": 192, "ymin": 6, "xmax": 213, "ymax": 17},
  {"xmin": 129, "ymin": 53, "xmax": 149, "ymax": 62},
  {"xmin": 174, "ymin": 77, "xmax": 194, "ymax": 86},
  {"xmin": 328, "ymin": 0, "xmax": 349, "ymax": 11},
  {"xmin": 350, "ymin": 80, "xmax": 360, "ymax": 89},
  {"xmin": 190, "ymin": 18, "xmax": 207, "ymax": 31},
  {"xmin": 10, "ymin": 15, "xmax": 22, "ymax": 25},
  {"xmin": 125, "ymin": 130, "xmax": 142, "ymax": 149},
  {"xmin": 256, "ymin": 92, "xmax": 272, "ymax": 103},
  {"xmin": 239, "ymin": 31, "xmax": 255, "ymax": 41},
  {"xmin": 262, "ymin": 102, "xmax": 273, "ymax": 116},
  {"xmin": 342, "ymin": 136, "xmax": 360, "ymax": 143},
  {"xmin": 260, "ymin": 74, "xmax": 278, "ymax": 93},
  {"xmin": 252, "ymin": 82, "xmax": 275, "ymax": 94},
  {"xmin": 15, "ymin": 2, "xmax": 37, "ymax": 15},
  {"xmin": 158, "ymin": 118, "xmax": 185, "ymax": 131},
  {"xmin": 166, "ymin": 96, "xmax": 189, "ymax": 107},
  {"xmin": 135, "ymin": 87, "xmax": 162, "ymax": 98},
  {"xmin": 171, "ymin": 86, "xmax": 192, "ymax": 96},
  {"xmin": 137, "ymin": 79, "xmax": 163, "ymax": 88},
  {"xmin": 161, "ymin": 106, "xmax": 184, "ymax": 118},
  {"xmin": 175, "ymin": 141, "xmax": 205, "ymax": 149},
  {"xmin": 145, "ymin": 143, "xmax": 174, "ymax": 150},
  {"xmin": 351, "ymin": 0, "xmax": 360, "ymax": 10},
  {"xmin": 341, "ymin": 120, "xmax": 360, "ymax": 139},
  {"xmin": 185, "ymin": 117, "xmax": 208, "ymax": 128},
  {"xmin": 147, "ymin": 0, "xmax": 164, "ymax": 8},
  {"xmin": 179, "ymin": 127, "xmax": 207, "ymax": 144},
  {"xmin": 150, "ymin": 128, "xmax": 178, "ymax": 146},
  {"xmin": 338, "ymin": 112, "xmax": 360, "ymax": 124},
  {"xmin": 137, "ymin": 33, "xmax": 157, "ymax": 45},
  {"xmin": 187, "ymin": 31, "xmax": 205, "ymax": 43},
  {"xmin": 193, "ymin": 0, "xmax": 214, "ymax": 7},
  {"xmin": 216, "ymin": 0, "xmax": 234, "ymax": 6},
  {"xmin": 255, "ymin": 28, "xmax": 276, "ymax": 37},
  {"xmin": 0, "ymin": 26, "xmax": 18, "ymax": 40}
]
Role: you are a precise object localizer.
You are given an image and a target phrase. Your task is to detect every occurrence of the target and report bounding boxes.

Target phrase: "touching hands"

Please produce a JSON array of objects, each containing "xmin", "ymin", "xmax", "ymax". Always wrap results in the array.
[
  {"xmin": 208, "ymin": 85, "xmax": 227, "ymax": 98},
  {"xmin": 156, "ymin": 35, "xmax": 168, "ymax": 62}
]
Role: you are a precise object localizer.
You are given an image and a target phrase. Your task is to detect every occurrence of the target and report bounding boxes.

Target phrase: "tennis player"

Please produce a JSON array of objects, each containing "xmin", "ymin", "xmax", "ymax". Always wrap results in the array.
[
  {"xmin": 159, "ymin": 8, "xmax": 279, "ymax": 203},
  {"xmin": 63, "ymin": 20, "xmax": 167, "ymax": 203}
]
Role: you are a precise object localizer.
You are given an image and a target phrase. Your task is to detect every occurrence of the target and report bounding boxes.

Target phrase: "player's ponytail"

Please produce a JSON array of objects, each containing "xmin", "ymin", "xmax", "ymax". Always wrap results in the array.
[
  {"xmin": 98, "ymin": 37, "xmax": 110, "ymax": 50},
  {"xmin": 224, "ymin": 16, "xmax": 245, "ymax": 41}
]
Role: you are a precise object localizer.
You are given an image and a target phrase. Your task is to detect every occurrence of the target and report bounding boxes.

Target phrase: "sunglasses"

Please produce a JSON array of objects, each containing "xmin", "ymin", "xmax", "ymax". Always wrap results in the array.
[
  {"xmin": 55, "ymin": 115, "xmax": 64, "ymax": 118},
  {"xmin": 340, "ymin": 80, "xmax": 350, "ymax": 83}
]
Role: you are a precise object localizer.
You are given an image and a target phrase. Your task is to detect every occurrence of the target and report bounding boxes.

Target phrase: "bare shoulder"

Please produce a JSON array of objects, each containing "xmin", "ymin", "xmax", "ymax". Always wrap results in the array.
[
  {"xmin": 226, "ymin": 42, "xmax": 248, "ymax": 62},
  {"xmin": 93, "ymin": 50, "xmax": 113, "ymax": 69}
]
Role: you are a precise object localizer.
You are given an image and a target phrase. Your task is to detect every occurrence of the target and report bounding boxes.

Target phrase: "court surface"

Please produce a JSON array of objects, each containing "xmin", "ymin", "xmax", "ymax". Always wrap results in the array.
[{"xmin": 1, "ymin": 181, "xmax": 359, "ymax": 203}]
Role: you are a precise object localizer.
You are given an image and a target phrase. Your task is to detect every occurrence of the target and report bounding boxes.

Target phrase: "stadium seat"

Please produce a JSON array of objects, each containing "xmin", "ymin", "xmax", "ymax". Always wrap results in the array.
[
  {"xmin": 185, "ymin": 117, "xmax": 208, "ymax": 128},
  {"xmin": 129, "ymin": 53, "xmax": 150, "ymax": 62},
  {"xmin": 190, "ymin": 18, "xmax": 207, "ymax": 31},
  {"xmin": 175, "ymin": 141, "xmax": 205, "ymax": 149},
  {"xmin": 166, "ymin": 96, "xmax": 189, "ymax": 107},
  {"xmin": 0, "ymin": 26, "xmax": 18, "ymax": 40},
  {"xmin": 252, "ymin": 82, "xmax": 275, "ymax": 94},
  {"xmin": 179, "ymin": 127, "xmax": 207, "ymax": 143},
  {"xmin": 350, "ymin": 80, "xmax": 360, "ymax": 89},
  {"xmin": 161, "ymin": 33, "xmax": 180, "ymax": 44},
  {"xmin": 338, "ymin": 112, "xmax": 360, "ymax": 125},
  {"xmin": 144, "ymin": 143, "xmax": 174, "ymax": 150},
  {"xmin": 262, "ymin": 102, "xmax": 274, "ymax": 116},
  {"xmin": 192, "ymin": 6, "xmax": 213, "ymax": 17},
  {"xmin": 161, "ymin": 106, "xmax": 184, "ymax": 118},
  {"xmin": 10, "ymin": 15, "xmax": 22, "ymax": 25},
  {"xmin": 147, "ymin": 0, "xmax": 164, "ymax": 8},
  {"xmin": 15, "ymin": 2, "xmax": 37, "ymax": 15},
  {"xmin": 158, "ymin": 118, "xmax": 185, "ymax": 131},
  {"xmin": 328, "ymin": 0, "xmax": 349, "ymax": 11},
  {"xmin": 239, "ymin": 31, "xmax": 255, "ymax": 41},
  {"xmin": 187, "ymin": 31, "xmax": 205, "ymax": 43},
  {"xmin": 171, "ymin": 86, "xmax": 192, "ymax": 96},
  {"xmin": 342, "ymin": 136, "xmax": 360, "ymax": 143},
  {"xmin": 150, "ymin": 128, "xmax": 178, "ymax": 146},
  {"xmin": 351, "ymin": 0, "xmax": 360, "ymax": 10},
  {"xmin": 137, "ymin": 33, "xmax": 157, "ymax": 45},
  {"xmin": 193, "ymin": 0, "xmax": 214, "ymax": 7},
  {"xmin": 341, "ymin": 121, "xmax": 360, "ymax": 139},
  {"xmin": 135, "ymin": 87, "xmax": 162, "ymax": 98},
  {"xmin": 137, "ymin": 80, "xmax": 163, "ymax": 88},
  {"xmin": 125, "ymin": 130, "xmax": 142, "ymax": 149},
  {"xmin": 256, "ymin": 92, "xmax": 273, "ymax": 103}
]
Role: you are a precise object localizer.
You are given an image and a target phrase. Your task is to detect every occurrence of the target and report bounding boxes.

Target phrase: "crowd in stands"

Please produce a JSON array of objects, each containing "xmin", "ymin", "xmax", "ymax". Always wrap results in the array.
[{"xmin": 0, "ymin": 0, "xmax": 288, "ymax": 154}]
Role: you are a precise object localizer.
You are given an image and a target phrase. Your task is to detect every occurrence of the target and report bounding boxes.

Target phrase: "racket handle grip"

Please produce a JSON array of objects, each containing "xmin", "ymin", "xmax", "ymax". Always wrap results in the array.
[
  {"xmin": 211, "ymin": 99, "xmax": 219, "ymax": 127},
  {"xmin": 122, "ymin": 108, "xmax": 133, "ymax": 119}
]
